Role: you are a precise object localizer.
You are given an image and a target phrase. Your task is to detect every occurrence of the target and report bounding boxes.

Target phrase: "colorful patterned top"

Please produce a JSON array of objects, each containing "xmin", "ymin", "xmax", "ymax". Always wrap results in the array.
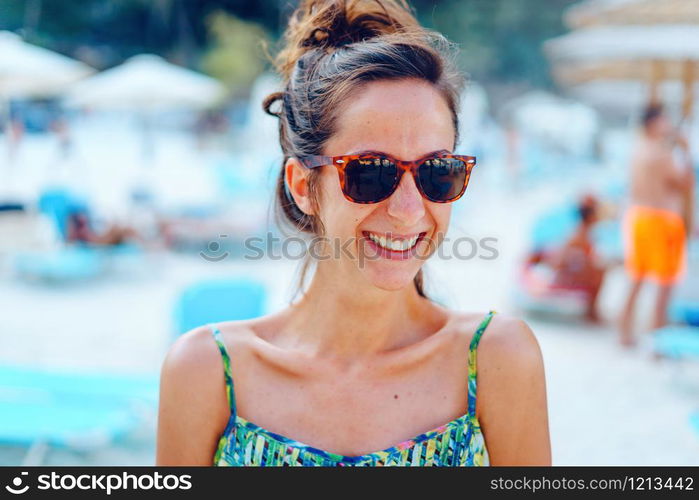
[{"xmin": 210, "ymin": 311, "xmax": 496, "ymax": 466}]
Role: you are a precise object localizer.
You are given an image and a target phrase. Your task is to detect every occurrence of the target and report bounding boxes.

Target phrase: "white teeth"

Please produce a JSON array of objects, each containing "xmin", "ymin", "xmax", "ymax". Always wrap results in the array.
[{"xmin": 367, "ymin": 233, "xmax": 420, "ymax": 252}]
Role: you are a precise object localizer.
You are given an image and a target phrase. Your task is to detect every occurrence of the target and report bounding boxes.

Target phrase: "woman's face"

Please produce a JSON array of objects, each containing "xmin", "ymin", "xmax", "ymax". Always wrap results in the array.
[{"xmin": 314, "ymin": 78, "xmax": 456, "ymax": 292}]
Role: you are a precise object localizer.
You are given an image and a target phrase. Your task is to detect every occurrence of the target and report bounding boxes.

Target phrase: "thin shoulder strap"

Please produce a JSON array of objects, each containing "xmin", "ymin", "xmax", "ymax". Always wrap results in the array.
[
  {"xmin": 209, "ymin": 324, "xmax": 237, "ymax": 418},
  {"xmin": 467, "ymin": 310, "xmax": 496, "ymax": 416}
]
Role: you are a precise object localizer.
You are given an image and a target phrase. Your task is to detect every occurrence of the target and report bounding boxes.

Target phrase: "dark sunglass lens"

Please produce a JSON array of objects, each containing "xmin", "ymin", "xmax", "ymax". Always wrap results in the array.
[
  {"xmin": 417, "ymin": 158, "xmax": 468, "ymax": 201},
  {"xmin": 343, "ymin": 157, "xmax": 398, "ymax": 202}
]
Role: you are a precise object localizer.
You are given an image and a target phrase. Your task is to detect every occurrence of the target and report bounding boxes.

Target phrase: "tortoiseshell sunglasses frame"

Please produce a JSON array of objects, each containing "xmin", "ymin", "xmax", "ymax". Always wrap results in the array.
[{"xmin": 297, "ymin": 150, "xmax": 477, "ymax": 204}]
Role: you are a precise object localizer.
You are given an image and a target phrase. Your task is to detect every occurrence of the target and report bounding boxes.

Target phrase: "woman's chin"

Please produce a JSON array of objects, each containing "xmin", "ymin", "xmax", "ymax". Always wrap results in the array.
[{"xmin": 360, "ymin": 266, "xmax": 421, "ymax": 292}]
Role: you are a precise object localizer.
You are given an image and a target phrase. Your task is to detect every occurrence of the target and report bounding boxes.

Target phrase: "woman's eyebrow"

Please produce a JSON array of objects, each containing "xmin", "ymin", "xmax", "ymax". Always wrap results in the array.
[
  {"xmin": 349, "ymin": 149, "xmax": 452, "ymax": 158},
  {"xmin": 349, "ymin": 149, "xmax": 389, "ymax": 156}
]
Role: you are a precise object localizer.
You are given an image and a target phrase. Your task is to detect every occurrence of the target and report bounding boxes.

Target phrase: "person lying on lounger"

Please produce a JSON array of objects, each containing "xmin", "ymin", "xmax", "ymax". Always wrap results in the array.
[
  {"xmin": 524, "ymin": 195, "xmax": 606, "ymax": 323},
  {"xmin": 66, "ymin": 210, "xmax": 141, "ymax": 247}
]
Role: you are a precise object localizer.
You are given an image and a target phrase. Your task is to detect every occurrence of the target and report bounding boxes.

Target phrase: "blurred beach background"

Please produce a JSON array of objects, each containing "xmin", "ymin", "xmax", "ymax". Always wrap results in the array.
[{"xmin": 0, "ymin": 0, "xmax": 698, "ymax": 466}]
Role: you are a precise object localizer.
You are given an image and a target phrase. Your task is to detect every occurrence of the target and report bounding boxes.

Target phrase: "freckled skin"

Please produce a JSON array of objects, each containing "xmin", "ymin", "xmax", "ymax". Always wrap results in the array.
[
  {"xmin": 315, "ymin": 78, "xmax": 456, "ymax": 292},
  {"xmin": 157, "ymin": 79, "xmax": 551, "ymax": 466}
]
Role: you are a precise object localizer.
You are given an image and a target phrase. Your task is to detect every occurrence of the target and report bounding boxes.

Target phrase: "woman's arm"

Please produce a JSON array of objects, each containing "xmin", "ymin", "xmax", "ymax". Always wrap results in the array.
[
  {"xmin": 156, "ymin": 328, "xmax": 231, "ymax": 465},
  {"xmin": 477, "ymin": 315, "xmax": 552, "ymax": 465}
]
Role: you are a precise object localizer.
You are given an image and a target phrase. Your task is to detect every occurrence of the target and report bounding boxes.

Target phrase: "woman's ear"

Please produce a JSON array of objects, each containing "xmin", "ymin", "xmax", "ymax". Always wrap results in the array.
[{"xmin": 285, "ymin": 158, "xmax": 315, "ymax": 216}]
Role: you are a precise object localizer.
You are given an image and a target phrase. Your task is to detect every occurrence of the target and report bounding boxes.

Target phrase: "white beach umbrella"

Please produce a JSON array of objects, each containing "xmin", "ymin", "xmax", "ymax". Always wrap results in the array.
[
  {"xmin": 65, "ymin": 55, "xmax": 226, "ymax": 167},
  {"xmin": 0, "ymin": 31, "xmax": 93, "ymax": 98},
  {"xmin": 0, "ymin": 31, "xmax": 92, "ymax": 177},
  {"xmin": 65, "ymin": 54, "xmax": 225, "ymax": 111}
]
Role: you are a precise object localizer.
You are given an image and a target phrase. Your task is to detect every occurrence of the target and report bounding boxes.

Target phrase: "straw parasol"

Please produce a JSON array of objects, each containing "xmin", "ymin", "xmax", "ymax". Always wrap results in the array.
[
  {"xmin": 545, "ymin": 24, "xmax": 699, "ymax": 118},
  {"xmin": 566, "ymin": 0, "xmax": 699, "ymax": 28}
]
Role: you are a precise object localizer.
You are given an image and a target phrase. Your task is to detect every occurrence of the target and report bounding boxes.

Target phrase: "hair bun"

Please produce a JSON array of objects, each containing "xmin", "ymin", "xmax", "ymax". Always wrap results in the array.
[{"xmin": 275, "ymin": 0, "xmax": 420, "ymax": 79}]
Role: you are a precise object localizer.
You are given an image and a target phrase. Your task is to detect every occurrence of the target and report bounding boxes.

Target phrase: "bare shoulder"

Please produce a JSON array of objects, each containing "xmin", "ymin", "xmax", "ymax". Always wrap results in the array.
[
  {"xmin": 465, "ymin": 313, "xmax": 551, "ymax": 465},
  {"xmin": 158, "ymin": 325, "xmax": 232, "ymax": 432},
  {"xmin": 447, "ymin": 310, "xmax": 545, "ymax": 406},
  {"xmin": 161, "ymin": 321, "xmax": 256, "ymax": 385},
  {"xmin": 477, "ymin": 312, "xmax": 542, "ymax": 364},
  {"xmin": 472, "ymin": 312, "xmax": 545, "ymax": 405},
  {"xmin": 163, "ymin": 325, "xmax": 220, "ymax": 376},
  {"xmin": 447, "ymin": 310, "xmax": 540, "ymax": 355},
  {"xmin": 156, "ymin": 322, "xmax": 254, "ymax": 465}
]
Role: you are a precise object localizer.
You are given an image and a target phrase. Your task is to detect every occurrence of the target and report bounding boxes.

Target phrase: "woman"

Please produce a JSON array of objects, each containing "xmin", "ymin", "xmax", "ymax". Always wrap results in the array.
[{"xmin": 157, "ymin": 0, "xmax": 550, "ymax": 466}]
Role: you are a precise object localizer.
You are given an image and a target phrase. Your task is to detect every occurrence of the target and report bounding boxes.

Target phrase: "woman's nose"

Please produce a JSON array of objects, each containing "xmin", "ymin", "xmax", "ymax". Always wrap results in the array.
[{"xmin": 386, "ymin": 172, "xmax": 425, "ymax": 226}]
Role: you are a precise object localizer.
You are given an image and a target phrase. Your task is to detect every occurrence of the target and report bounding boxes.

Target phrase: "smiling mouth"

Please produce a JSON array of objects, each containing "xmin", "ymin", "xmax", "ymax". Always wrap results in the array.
[{"xmin": 362, "ymin": 231, "xmax": 427, "ymax": 252}]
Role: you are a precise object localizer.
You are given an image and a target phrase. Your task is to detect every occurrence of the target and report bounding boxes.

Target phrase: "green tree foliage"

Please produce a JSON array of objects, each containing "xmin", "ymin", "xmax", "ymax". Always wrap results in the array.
[
  {"xmin": 201, "ymin": 11, "xmax": 271, "ymax": 97},
  {"xmin": 0, "ymin": 0, "xmax": 578, "ymax": 88},
  {"xmin": 411, "ymin": 0, "xmax": 577, "ymax": 87}
]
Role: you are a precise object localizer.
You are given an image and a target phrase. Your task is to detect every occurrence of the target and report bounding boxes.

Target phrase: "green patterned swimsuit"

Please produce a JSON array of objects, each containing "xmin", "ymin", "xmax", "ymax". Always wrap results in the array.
[{"xmin": 211, "ymin": 311, "xmax": 495, "ymax": 466}]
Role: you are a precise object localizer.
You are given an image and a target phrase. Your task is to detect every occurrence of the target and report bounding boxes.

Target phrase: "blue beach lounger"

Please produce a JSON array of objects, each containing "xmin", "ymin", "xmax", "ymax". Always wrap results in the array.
[
  {"xmin": 0, "ymin": 365, "xmax": 158, "ymax": 464},
  {"xmin": 653, "ymin": 326, "xmax": 699, "ymax": 360},
  {"xmin": 173, "ymin": 278, "xmax": 267, "ymax": 336},
  {"xmin": 13, "ymin": 246, "xmax": 106, "ymax": 283}
]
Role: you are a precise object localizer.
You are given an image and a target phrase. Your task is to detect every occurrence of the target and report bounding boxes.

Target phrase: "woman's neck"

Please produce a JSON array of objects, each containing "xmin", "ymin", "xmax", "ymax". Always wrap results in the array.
[{"xmin": 278, "ymin": 264, "xmax": 444, "ymax": 361}]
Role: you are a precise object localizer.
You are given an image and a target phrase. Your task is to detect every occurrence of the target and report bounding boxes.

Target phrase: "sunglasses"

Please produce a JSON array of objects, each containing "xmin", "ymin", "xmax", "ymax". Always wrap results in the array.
[{"xmin": 298, "ymin": 150, "xmax": 477, "ymax": 204}]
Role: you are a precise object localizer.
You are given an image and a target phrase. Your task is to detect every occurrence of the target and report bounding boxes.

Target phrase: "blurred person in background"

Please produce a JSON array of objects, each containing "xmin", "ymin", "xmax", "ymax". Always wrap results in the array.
[
  {"xmin": 505, "ymin": 126, "xmax": 521, "ymax": 191},
  {"xmin": 157, "ymin": 0, "xmax": 550, "ymax": 467},
  {"xmin": 523, "ymin": 194, "xmax": 606, "ymax": 323},
  {"xmin": 66, "ymin": 209, "xmax": 142, "ymax": 247},
  {"xmin": 548, "ymin": 195, "xmax": 605, "ymax": 322},
  {"xmin": 50, "ymin": 116, "xmax": 73, "ymax": 159},
  {"xmin": 619, "ymin": 104, "xmax": 695, "ymax": 348},
  {"xmin": 7, "ymin": 116, "xmax": 25, "ymax": 164}
]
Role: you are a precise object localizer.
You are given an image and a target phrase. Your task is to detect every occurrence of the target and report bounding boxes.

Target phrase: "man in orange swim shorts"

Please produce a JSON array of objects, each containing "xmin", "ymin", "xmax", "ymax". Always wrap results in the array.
[{"xmin": 619, "ymin": 104, "xmax": 695, "ymax": 347}]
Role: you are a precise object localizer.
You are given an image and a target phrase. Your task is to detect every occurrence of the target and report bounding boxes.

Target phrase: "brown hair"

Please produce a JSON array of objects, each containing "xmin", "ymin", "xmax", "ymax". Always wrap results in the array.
[
  {"xmin": 641, "ymin": 103, "xmax": 664, "ymax": 129},
  {"xmin": 263, "ymin": 0, "xmax": 465, "ymax": 298}
]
